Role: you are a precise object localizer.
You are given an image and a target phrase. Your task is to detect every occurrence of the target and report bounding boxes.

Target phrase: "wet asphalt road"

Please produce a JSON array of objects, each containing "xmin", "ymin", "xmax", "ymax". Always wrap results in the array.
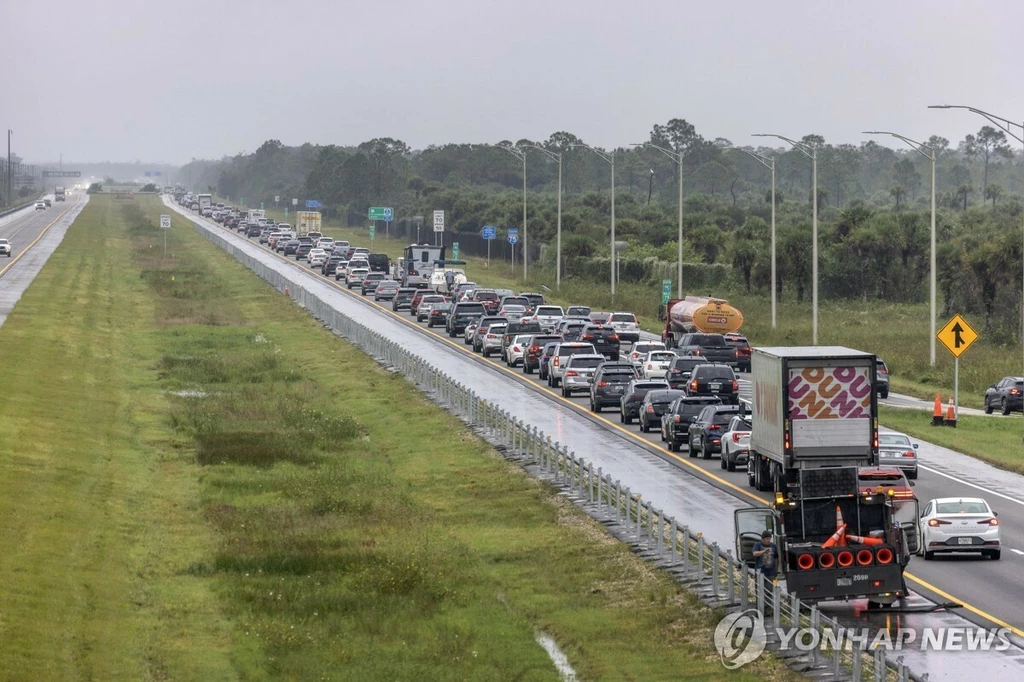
[
  {"xmin": 0, "ymin": 194, "xmax": 87, "ymax": 328},
  {"xmin": 172, "ymin": 198, "xmax": 1024, "ymax": 680}
]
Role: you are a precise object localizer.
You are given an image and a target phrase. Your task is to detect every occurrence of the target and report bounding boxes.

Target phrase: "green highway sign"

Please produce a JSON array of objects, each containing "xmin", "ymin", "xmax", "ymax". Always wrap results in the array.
[
  {"xmin": 452, "ymin": 242, "xmax": 460, "ymax": 260},
  {"xmin": 662, "ymin": 279, "xmax": 672, "ymax": 305},
  {"xmin": 368, "ymin": 207, "xmax": 394, "ymax": 222},
  {"xmin": 369, "ymin": 224, "xmax": 376, "ymax": 240}
]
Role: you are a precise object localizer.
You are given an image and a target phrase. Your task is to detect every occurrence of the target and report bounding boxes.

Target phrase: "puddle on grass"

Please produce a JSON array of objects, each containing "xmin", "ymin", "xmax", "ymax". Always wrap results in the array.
[{"xmin": 535, "ymin": 633, "xmax": 579, "ymax": 682}]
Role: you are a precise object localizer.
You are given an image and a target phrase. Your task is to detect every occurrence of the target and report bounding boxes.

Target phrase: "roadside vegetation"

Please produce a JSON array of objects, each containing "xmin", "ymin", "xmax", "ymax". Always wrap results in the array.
[{"xmin": 0, "ymin": 193, "xmax": 802, "ymax": 680}]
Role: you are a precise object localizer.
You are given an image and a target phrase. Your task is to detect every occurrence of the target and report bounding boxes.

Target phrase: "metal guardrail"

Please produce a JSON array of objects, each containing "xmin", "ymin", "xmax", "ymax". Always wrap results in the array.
[
  {"xmin": 193, "ymin": 220, "xmax": 925, "ymax": 682},
  {"xmin": 0, "ymin": 196, "xmax": 43, "ymax": 219}
]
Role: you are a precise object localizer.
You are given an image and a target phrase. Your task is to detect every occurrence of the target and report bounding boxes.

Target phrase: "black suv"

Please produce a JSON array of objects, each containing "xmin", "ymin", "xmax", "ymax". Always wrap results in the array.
[
  {"xmin": 686, "ymin": 364, "xmax": 739, "ymax": 404},
  {"xmin": 538, "ymin": 342, "xmax": 560, "ymax": 381},
  {"xmin": 283, "ymin": 239, "xmax": 301, "ymax": 256},
  {"xmin": 661, "ymin": 396, "xmax": 723, "ymax": 452},
  {"xmin": 620, "ymin": 379, "xmax": 669, "ymax": 424},
  {"xmin": 502, "ymin": 321, "xmax": 543, "ymax": 361},
  {"xmin": 639, "ymin": 389, "xmax": 685, "ymax": 433},
  {"xmin": 667, "ymin": 357, "xmax": 705, "ymax": 390},
  {"xmin": 580, "ymin": 325, "xmax": 620, "ymax": 360},
  {"xmin": 984, "ymin": 376, "xmax": 1024, "ymax": 415},
  {"xmin": 687, "ymin": 404, "xmax": 741, "ymax": 459},
  {"xmin": 589, "ymin": 362, "xmax": 638, "ymax": 412},
  {"xmin": 392, "ymin": 288, "xmax": 418, "ymax": 311},
  {"xmin": 522, "ymin": 334, "xmax": 561, "ymax": 374},
  {"xmin": 447, "ymin": 302, "xmax": 487, "ymax": 337},
  {"xmin": 323, "ymin": 256, "xmax": 344, "ymax": 276}
]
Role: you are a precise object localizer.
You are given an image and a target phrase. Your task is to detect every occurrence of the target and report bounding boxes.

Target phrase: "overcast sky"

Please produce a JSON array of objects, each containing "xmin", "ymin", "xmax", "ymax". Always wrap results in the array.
[{"xmin": 4, "ymin": 0, "xmax": 1024, "ymax": 165}]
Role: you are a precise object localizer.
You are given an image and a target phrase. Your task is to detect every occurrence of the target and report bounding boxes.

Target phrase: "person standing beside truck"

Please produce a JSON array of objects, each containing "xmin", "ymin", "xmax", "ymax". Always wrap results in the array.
[{"xmin": 752, "ymin": 530, "xmax": 779, "ymax": 580}]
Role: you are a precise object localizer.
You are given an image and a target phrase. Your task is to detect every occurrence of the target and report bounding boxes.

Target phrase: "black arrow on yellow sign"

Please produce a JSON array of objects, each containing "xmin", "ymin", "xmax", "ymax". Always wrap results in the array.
[{"xmin": 951, "ymin": 322, "xmax": 965, "ymax": 348}]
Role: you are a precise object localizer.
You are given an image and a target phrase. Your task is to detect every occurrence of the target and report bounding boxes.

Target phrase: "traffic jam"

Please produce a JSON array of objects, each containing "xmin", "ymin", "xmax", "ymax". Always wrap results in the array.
[{"xmin": 182, "ymin": 192, "xmax": 1010, "ymax": 609}]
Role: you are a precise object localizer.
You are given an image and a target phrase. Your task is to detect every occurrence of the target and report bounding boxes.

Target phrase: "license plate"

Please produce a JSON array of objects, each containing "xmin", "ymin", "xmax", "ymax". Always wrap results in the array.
[
  {"xmin": 836, "ymin": 577, "xmax": 852, "ymax": 587},
  {"xmin": 709, "ymin": 382, "xmax": 721, "ymax": 390},
  {"xmin": 958, "ymin": 537, "xmax": 973, "ymax": 545}
]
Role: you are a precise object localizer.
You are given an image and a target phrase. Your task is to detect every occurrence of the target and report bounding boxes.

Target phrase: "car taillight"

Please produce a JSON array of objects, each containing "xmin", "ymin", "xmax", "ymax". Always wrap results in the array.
[
  {"xmin": 553, "ymin": 358, "xmax": 560, "ymax": 366},
  {"xmin": 1011, "ymin": 388, "xmax": 1021, "ymax": 395},
  {"xmin": 732, "ymin": 433, "xmax": 742, "ymax": 442},
  {"xmin": 609, "ymin": 334, "xmax": 619, "ymax": 341},
  {"xmin": 512, "ymin": 346, "xmax": 520, "ymax": 352},
  {"xmin": 692, "ymin": 349, "xmax": 702, "ymax": 355},
  {"xmin": 670, "ymin": 368, "xmax": 681, "ymax": 374},
  {"xmin": 732, "ymin": 380, "xmax": 738, "ymax": 391},
  {"xmin": 598, "ymin": 381, "xmax": 608, "ymax": 387},
  {"xmin": 487, "ymin": 334, "xmax": 497, "ymax": 339},
  {"xmin": 893, "ymin": 490, "xmax": 914, "ymax": 499},
  {"xmin": 690, "ymin": 379, "xmax": 697, "ymax": 391},
  {"xmin": 979, "ymin": 518, "xmax": 1000, "ymax": 526},
  {"xmin": 710, "ymin": 424, "xmax": 721, "ymax": 430},
  {"xmin": 565, "ymin": 370, "xmax": 578, "ymax": 377},
  {"xmin": 903, "ymin": 451, "xmax": 914, "ymax": 457},
  {"xmin": 646, "ymin": 364, "xmax": 653, "ymax": 370},
  {"xmin": 631, "ymin": 353, "xmax": 639, "ymax": 359},
  {"xmin": 646, "ymin": 405, "xmax": 654, "ymax": 413},
  {"xmin": 583, "ymin": 334, "xmax": 594, "ymax": 340},
  {"xmin": 529, "ymin": 345, "xmax": 540, "ymax": 352}
]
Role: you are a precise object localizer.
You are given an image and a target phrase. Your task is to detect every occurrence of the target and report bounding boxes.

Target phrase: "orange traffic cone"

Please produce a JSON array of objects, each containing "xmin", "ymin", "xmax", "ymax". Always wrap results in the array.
[
  {"xmin": 822, "ymin": 524, "xmax": 847, "ymax": 548},
  {"xmin": 835, "ymin": 506, "xmax": 845, "ymax": 530},
  {"xmin": 932, "ymin": 393, "xmax": 944, "ymax": 426},
  {"xmin": 847, "ymin": 533, "xmax": 884, "ymax": 546},
  {"xmin": 945, "ymin": 398, "xmax": 957, "ymax": 428}
]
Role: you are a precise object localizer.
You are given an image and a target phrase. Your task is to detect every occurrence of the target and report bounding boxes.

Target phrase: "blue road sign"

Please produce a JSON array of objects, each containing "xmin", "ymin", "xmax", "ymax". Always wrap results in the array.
[
  {"xmin": 305, "ymin": 200, "xmax": 322, "ymax": 209},
  {"xmin": 507, "ymin": 228, "xmax": 519, "ymax": 245},
  {"xmin": 482, "ymin": 225, "xmax": 497, "ymax": 240},
  {"xmin": 383, "ymin": 207, "xmax": 393, "ymax": 222}
]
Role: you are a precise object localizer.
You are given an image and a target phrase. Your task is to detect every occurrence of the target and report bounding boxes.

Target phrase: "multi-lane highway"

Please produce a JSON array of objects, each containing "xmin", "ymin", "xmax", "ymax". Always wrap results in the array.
[
  {"xmin": 174, "ymin": 198, "xmax": 1024, "ymax": 679},
  {"xmin": 0, "ymin": 193, "xmax": 88, "ymax": 327}
]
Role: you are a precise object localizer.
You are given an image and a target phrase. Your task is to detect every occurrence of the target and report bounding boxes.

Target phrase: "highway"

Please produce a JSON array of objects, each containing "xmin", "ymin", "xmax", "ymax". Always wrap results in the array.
[
  {"xmin": 0, "ymin": 193, "xmax": 88, "ymax": 327},
  {"xmin": 172, "ymin": 197, "xmax": 1024, "ymax": 680}
]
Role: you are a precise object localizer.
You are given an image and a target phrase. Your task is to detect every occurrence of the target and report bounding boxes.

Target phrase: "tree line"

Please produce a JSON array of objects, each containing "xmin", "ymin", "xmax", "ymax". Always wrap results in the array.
[{"xmin": 176, "ymin": 119, "xmax": 1024, "ymax": 341}]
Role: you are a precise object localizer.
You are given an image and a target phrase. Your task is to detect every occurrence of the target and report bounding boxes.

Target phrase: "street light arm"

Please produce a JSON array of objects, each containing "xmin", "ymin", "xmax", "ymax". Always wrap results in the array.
[
  {"xmin": 570, "ymin": 143, "xmax": 613, "ymax": 164},
  {"xmin": 630, "ymin": 142, "xmax": 682, "ymax": 163},
  {"xmin": 497, "ymin": 144, "xmax": 526, "ymax": 161},
  {"xmin": 754, "ymin": 133, "xmax": 814, "ymax": 159},
  {"xmin": 928, "ymin": 106, "xmax": 1024, "ymax": 145},
  {"xmin": 523, "ymin": 143, "xmax": 561, "ymax": 163},
  {"xmin": 728, "ymin": 147, "xmax": 774, "ymax": 170},
  {"xmin": 863, "ymin": 131, "xmax": 934, "ymax": 161}
]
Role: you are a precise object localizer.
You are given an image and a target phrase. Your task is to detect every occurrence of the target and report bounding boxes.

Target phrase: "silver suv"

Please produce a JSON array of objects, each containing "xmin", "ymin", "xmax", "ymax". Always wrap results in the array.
[
  {"xmin": 559, "ymin": 354, "xmax": 605, "ymax": 398},
  {"xmin": 547, "ymin": 342, "xmax": 597, "ymax": 388}
]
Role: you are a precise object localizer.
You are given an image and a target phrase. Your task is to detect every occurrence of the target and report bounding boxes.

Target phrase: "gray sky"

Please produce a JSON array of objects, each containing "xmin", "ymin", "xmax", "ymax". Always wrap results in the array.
[{"xmin": 4, "ymin": 0, "xmax": 1024, "ymax": 165}]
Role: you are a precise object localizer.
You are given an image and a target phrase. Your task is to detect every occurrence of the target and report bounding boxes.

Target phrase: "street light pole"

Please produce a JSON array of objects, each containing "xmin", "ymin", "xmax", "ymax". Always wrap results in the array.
[
  {"xmin": 864, "ymin": 131, "xmax": 937, "ymax": 366},
  {"xmin": 572, "ymin": 143, "xmax": 617, "ymax": 295},
  {"xmin": 632, "ymin": 142, "xmax": 684, "ymax": 299},
  {"xmin": 930, "ymin": 105, "xmax": 1024, "ymax": 397},
  {"xmin": 523, "ymin": 144, "xmax": 563, "ymax": 287},
  {"xmin": 498, "ymin": 144, "xmax": 528, "ymax": 280},
  {"xmin": 754, "ymin": 133, "xmax": 819, "ymax": 343},
  {"xmin": 6, "ymin": 130, "xmax": 11, "ymax": 209}
]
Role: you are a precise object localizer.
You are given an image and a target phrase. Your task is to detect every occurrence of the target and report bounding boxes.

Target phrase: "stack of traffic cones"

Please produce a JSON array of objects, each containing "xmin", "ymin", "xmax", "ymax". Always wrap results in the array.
[
  {"xmin": 821, "ymin": 505, "xmax": 882, "ymax": 547},
  {"xmin": 932, "ymin": 393, "xmax": 944, "ymax": 426}
]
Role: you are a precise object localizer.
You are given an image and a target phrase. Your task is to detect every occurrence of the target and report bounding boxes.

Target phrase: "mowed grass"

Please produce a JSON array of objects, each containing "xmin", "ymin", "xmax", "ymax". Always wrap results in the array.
[
  {"xmin": 0, "ymin": 193, "xmax": 803, "ymax": 680},
  {"xmin": 880, "ymin": 406, "xmax": 1024, "ymax": 475}
]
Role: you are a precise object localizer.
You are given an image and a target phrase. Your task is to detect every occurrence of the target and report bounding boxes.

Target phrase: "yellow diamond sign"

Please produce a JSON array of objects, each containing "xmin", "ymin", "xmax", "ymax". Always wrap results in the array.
[{"xmin": 937, "ymin": 314, "xmax": 979, "ymax": 358}]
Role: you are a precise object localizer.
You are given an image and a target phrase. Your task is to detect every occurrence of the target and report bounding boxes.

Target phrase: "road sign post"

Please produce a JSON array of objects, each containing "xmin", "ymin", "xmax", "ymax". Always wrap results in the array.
[
  {"xmin": 160, "ymin": 214, "xmax": 171, "ymax": 256},
  {"xmin": 482, "ymin": 225, "xmax": 496, "ymax": 267},
  {"xmin": 937, "ymin": 314, "xmax": 979, "ymax": 419},
  {"xmin": 369, "ymin": 223, "xmax": 375, "ymax": 240},
  {"xmin": 433, "ymin": 210, "xmax": 444, "ymax": 247},
  {"xmin": 508, "ymin": 228, "xmax": 519, "ymax": 271}
]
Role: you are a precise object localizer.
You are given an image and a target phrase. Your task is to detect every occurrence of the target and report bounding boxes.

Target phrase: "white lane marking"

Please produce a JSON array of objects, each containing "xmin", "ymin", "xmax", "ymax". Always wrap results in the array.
[
  {"xmin": 918, "ymin": 464, "xmax": 1024, "ymax": 507},
  {"xmin": 1011, "ymin": 549, "xmax": 1024, "ymax": 556}
]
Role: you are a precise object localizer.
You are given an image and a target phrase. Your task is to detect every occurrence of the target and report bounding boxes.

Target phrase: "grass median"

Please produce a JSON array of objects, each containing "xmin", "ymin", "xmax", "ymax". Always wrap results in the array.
[{"xmin": 0, "ymin": 193, "xmax": 800, "ymax": 680}]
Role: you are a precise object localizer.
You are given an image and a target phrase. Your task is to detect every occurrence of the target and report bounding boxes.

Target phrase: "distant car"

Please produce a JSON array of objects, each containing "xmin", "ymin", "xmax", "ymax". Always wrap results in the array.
[
  {"xmin": 346, "ymin": 268, "xmax": 369, "ymax": 289},
  {"xmin": 374, "ymin": 281, "xmax": 400, "ymax": 302},
  {"xmin": 471, "ymin": 289, "xmax": 502, "ymax": 313},
  {"xmin": 538, "ymin": 342, "xmax": 560, "ymax": 382},
  {"xmin": 505, "ymin": 333, "xmax": 534, "ymax": 367},
  {"xmin": 472, "ymin": 316, "xmax": 506, "ymax": 352},
  {"xmin": 0, "ymin": 238, "xmax": 10, "ymax": 257},
  {"xmin": 920, "ymin": 497, "xmax": 1000, "ymax": 560},
  {"xmin": 283, "ymin": 240, "xmax": 301, "ymax": 256},
  {"xmin": 608, "ymin": 312, "xmax": 640, "ymax": 344},
  {"xmin": 35, "ymin": 201, "xmax": 45, "ymax": 210},
  {"xmin": 686, "ymin": 363, "xmax": 739, "ymax": 404},
  {"xmin": 447, "ymin": 302, "xmax": 487, "ymax": 337},
  {"xmin": 481, "ymin": 324, "xmax": 508, "ymax": 358},
  {"xmin": 554, "ymin": 319, "xmax": 587, "ymax": 343},
  {"xmin": 876, "ymin": 357, "xmax": 891, "ymax": 399},
  {"xmin": 984, "ymin": 376, "xmax": 1023, "ymax": 415},
  {"xmin": 43, "ymin": 199, "xmax": 51, "ymax": 207},
  {"xmin": 521, "ymin": 334, "xmax": 561, "ymax": 374},
  {"xmin": 499, "ymin": 304, "xmax": 528, "ymax": 323},
  {"xmin": 521, "ymin": 292, "xmax": 545, "ymax": 310},
  {"xmin": 426, "ymin": 302, "xmax": 453, "ymax": 328},
  {"xmin": 589, "ymin": 362, "xmax": 638, "ymax": 412},
  {"xmin": 687, "ymin": 404, "xmax": 741, "ymax": 459},
  {"xmin": 579, "ymin": 325, "xmax": 620, "ymax": 361},
  {"xmin": 721, "ymin": 415, "xmax": 752, "ymax": 471},
  {"xmin": 666, "ymin": 356, "xmax": 705, "ymax": 390},
  {"xmin": 878, "ymin": 431, "xmax": 919, "ymax": 479},
  {"xmin": 620, "ymin": 379, "xmax": 669, "ymax": 424},
  {"xmin": 547, "ymin": 342, "xmax": 598, "ymax": 388},
  {"xmin": 463, "ymin": 316, "xmax": 483, "ymax": 344},
  {"xmin": 641, "ymin": 350, "xmax": 677, "ymax": 379},
  {"xmin": 559, "ymin": 353, "xmax": 605, "ymax": 398},
  {"xmin": 307, "ymin": 248, "xmax": 328, "ymax": 267},
  {"xmin": 724, "ymin": 333, "xmax": 752, "ymax": 373},
  {"xmin": 529, "ymin": 305, "xmax": 565, "ymax": 332},
  {"xmin": 858, "ymin": 466, "xmax": 915, "ymax": 500},
  {"xmin": 295, "ymin": 243, "xmax": 313, "ymax": 260},
  {"xmin": 628, "ymin": 341, "xmax": 667, "ymax": 368},
  {"xmin": 638, "ymin": 389, "xmax": 685, "ymax": 433},
  {"xmin": 416, "ymin": 295, "xmax": 445, "ymax": 320},
  {"xmin": 392, "ymin": 287, "xmax": 417, "ymax": 311},
  {"xmin": 589, "ymin": 311, "xmax": 611, "ymax": 325},
  {"xmin": 661, "ymin": 396, "xmax": 723, "ymax": 452},
  {"xmin": 565, "ymin": 305, "xmax": 591, "ymax": 318}
]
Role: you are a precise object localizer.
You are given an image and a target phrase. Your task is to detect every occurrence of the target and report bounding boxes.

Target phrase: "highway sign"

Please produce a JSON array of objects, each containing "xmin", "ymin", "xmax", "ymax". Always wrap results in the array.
[
  {"xmin": 145, "ymin": 171, "xmax": 162, "ymax": 177},
  {"xmin": 42, "ymin": 171, "xmax": 81, "ymax": 178},
  {"xmin": 482, "ymin": 225, "xmax": 496, "ymax": 240},
  {"xmin": 159, "ymin": 214, "xmax": 171, "ymax": 229},
  {"xmin": 292, "ymin": 198, "xmax": 298, "ymax": 206},
  {"xmin": 662, "ymin": 279, "xmax": 671, "ymax": 305},
  {"xmin": 274, "ymin": 195, "xmax": 280, "ymax": 203},
  {"xmin": 452, "ymin": 242, "xmax": 460, "ymax": 260},
  {"xmin": 305, "ymin": 200, "xmax": 322, "ymax": 209},
  {"xmin": 260, "ymin": 202, "xmax": 264, "ymax": 210},
  {"xmin": 433, "ymin": 210, "xmax": 445, "ymax": 233},
  {"xmin": 369, "ymin": 224, "xmax": 375, "ymax": 240},
  {"xmin": 937, "ymin": 314, "xmax": 978, "ymax": 358},
  {"xmin": 368, "ymin": 207, "xmax": 394, "ymax": 222},
  {"xmin": 507, "ymin": 228, "xmax": 519, "ymax": 245}
]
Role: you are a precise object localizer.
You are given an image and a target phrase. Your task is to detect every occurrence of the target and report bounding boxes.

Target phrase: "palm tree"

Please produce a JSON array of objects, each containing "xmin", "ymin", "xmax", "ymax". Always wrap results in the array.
[
  {"xmin": 984, "ymin": 184, "xmax": 1003, "ymax": 208},
  {"xmin": 889, "ymin": 186, "xmax": 906, "ymax": 210},
  {"xmin": 956, "ymin": 184, "xmax": 973, "ymax": 211}
]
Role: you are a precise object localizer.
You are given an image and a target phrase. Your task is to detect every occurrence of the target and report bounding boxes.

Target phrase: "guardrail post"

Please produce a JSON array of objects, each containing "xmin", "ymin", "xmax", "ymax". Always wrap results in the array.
[
  {"xmin": 830, "ymin": 618, "xmax": 841, "ymax": 677},
  {"xmin": 772, "ymin": 581, "xmax": 782, "ymax": 632},
  {"xmin": 596, "ymin": 468, "xmax": 603, "ymax": 508},
  {"xmin": 726, "ymin": 550, "xmax": 735, "ymax": 604},
  {"xmin": 710, "ymin": 543, "xmax": 721, "ymax": 598},
  {"xmin": 873, "ymin": 647, "xmax": 884, "ymax": 682},
  {"xmin": 756, "ymin": 570, "xmax": 765, "ymax": 615},
  {"xmin": 897, "ymin": 656, "xmax": 907, "ymax": 682},
  {"xmin": 790, "ymin": 592, "xmax": 800, "ymax": 629},
  {"xmin": 587, "ymin": 464, "xmax": 594, "ymax": 503},
  {"xmin": 808, "ymin": 605, "xmax": 820, "ymax": 665},
  {"xmin": 682, "ymin": 526, "xmax": 690, "ymax": 570},
  {"xmin": 669, "ymin": 517, "xmax": 677, "ymax": 562},
  {"xmin": 613, "ymin": 480, "xmax": 621, "ymax": 523},
  {"xmin": 740, "ymin": 565, "xmax": 749, "ymax": 605},
  {"xmin": 656, "ymin": 510, "xmax": 664, "ymax": 555},
  {"xmin": 696, "ymin": 534, "xmax": 705, "ymax": 577}
]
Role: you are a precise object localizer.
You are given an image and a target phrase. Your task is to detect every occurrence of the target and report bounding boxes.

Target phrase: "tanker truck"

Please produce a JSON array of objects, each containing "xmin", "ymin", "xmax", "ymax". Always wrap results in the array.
[{"xmin": 661, "ymin": 296, "xmax": 744, "ymax": 363}]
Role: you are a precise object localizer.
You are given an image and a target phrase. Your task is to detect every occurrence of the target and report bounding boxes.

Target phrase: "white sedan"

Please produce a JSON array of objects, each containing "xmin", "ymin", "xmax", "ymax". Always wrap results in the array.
[
  {"xmin": 505, "ymin": 334, "xmax": 533, "ymax": 367},
  {"xmin": 0, "ymin": 238, "xmax": 10, "ymax": 257},
  {"xmin": 642, "ymin": 351, "xmax": 677, "ymax": 379},
  {"xmin": 307, "ymin": 249, "xmax": 328, "ymax": 267},
  {"xmin": 920, "ymin": 497, "xmax": 1001, "ymax": 560}
]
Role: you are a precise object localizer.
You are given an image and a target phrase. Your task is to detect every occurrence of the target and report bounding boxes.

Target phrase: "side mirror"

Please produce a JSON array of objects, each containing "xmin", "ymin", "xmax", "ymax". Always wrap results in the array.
[
  {"xmin": 912, "ymin": 443, "xmax": 918, "ymax": 450},
  {"xmin": 995, "ymin": 511, "xmax": 999, "ymax": 517},
  {"xmin": 908, "ymin": 481, "xmax": 915, "ymax": 487}
]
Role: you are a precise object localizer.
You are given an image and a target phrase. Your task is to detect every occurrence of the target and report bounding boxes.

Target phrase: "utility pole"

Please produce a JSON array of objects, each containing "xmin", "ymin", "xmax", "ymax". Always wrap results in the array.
[{"xmin": 632, "ymin": 142, "xmax": 684, "ymax": 299}]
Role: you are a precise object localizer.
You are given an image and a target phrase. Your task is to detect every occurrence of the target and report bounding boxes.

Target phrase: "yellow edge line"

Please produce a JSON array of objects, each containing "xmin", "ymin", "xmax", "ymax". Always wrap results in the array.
[
  {"xmin": 0, "ymin": 199, "xmax": 78, "ymax": 278},
  {"xmin": 202, "ymin": 212, "xmax": 1024, "ymax": 638}
]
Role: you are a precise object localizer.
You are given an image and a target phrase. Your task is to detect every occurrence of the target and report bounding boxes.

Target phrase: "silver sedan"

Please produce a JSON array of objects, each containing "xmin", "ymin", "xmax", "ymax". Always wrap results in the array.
[{"xmin": 878, "ymin": 431, "xmax": 918, "ymax": 479}]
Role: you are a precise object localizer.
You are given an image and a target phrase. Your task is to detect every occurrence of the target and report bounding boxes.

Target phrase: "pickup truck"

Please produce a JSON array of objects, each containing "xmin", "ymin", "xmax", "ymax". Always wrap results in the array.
[{"xmin": 674, "ymin": 332, "xmax": 736, "ymax": 366}]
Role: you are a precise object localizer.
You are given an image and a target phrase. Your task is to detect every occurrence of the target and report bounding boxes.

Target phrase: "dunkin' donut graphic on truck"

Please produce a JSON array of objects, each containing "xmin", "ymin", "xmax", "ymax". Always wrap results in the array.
[{"xmin": 788, "ymin": 366, "xmax": 872, "ymax": 420}]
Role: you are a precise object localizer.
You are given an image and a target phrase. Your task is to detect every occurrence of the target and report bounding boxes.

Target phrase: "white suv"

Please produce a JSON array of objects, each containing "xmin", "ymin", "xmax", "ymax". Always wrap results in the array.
[
  {"xmin": 530, "ymin": 305, "xmax": 565, "ymax": 332},
  {"xmin": 547, "ymin": 342, "xmax": 598, "ymax": 388},
  {"xmin": 346, "ymin": 268, "xmax": 370, "ymax": 289},
  {"xmin": 0, "ymin": 238, "xmax": 10, "ymax": 256},
  {"xmin": 609, "ymin": 312, "xmax": 640, "ymax": 344}
]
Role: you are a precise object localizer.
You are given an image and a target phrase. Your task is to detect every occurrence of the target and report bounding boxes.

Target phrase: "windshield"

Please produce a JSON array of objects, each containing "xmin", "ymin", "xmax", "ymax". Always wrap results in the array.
[
  {"xmin": 610, "ymin": 313, "xmax": 636, "ymax": 322},
  {"xmin": 649, "ymin": 352, "xmax": 675, "ymax": 362},
  {"xmin": 537, "ymin": 306, "xmax": 563, "ymax": 316},
  {"xmin": 456, "ymin": 304, "xmax": 486, "ymax": 315},
  {"xmin": 602, "ymin": 372, "xmax": 635, "ymax": 382},
  {"xmin": 697, "ymin": 367, "xmax": 734, "ymax": 380},
  {"xmin": 476, "ymin": 291, "xmax": 499, "ymax": 300},
  {"xmin": 569, "ymin": 357, "xmax": 602, "ymax": 369},
  {"xmin": 936, "ymin": 501, "xmax": 991, "ymax": 514},
  {"xmin": 879, "ymin": 434, "xmax": 911, "ymax": 446},
  {"xmin": 711, "ymin": 411, "xmax": 737, "ymax": 425},
  {"xmin": 691, "ymin": 334, "xmax": 726, "ymax": 345}
]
